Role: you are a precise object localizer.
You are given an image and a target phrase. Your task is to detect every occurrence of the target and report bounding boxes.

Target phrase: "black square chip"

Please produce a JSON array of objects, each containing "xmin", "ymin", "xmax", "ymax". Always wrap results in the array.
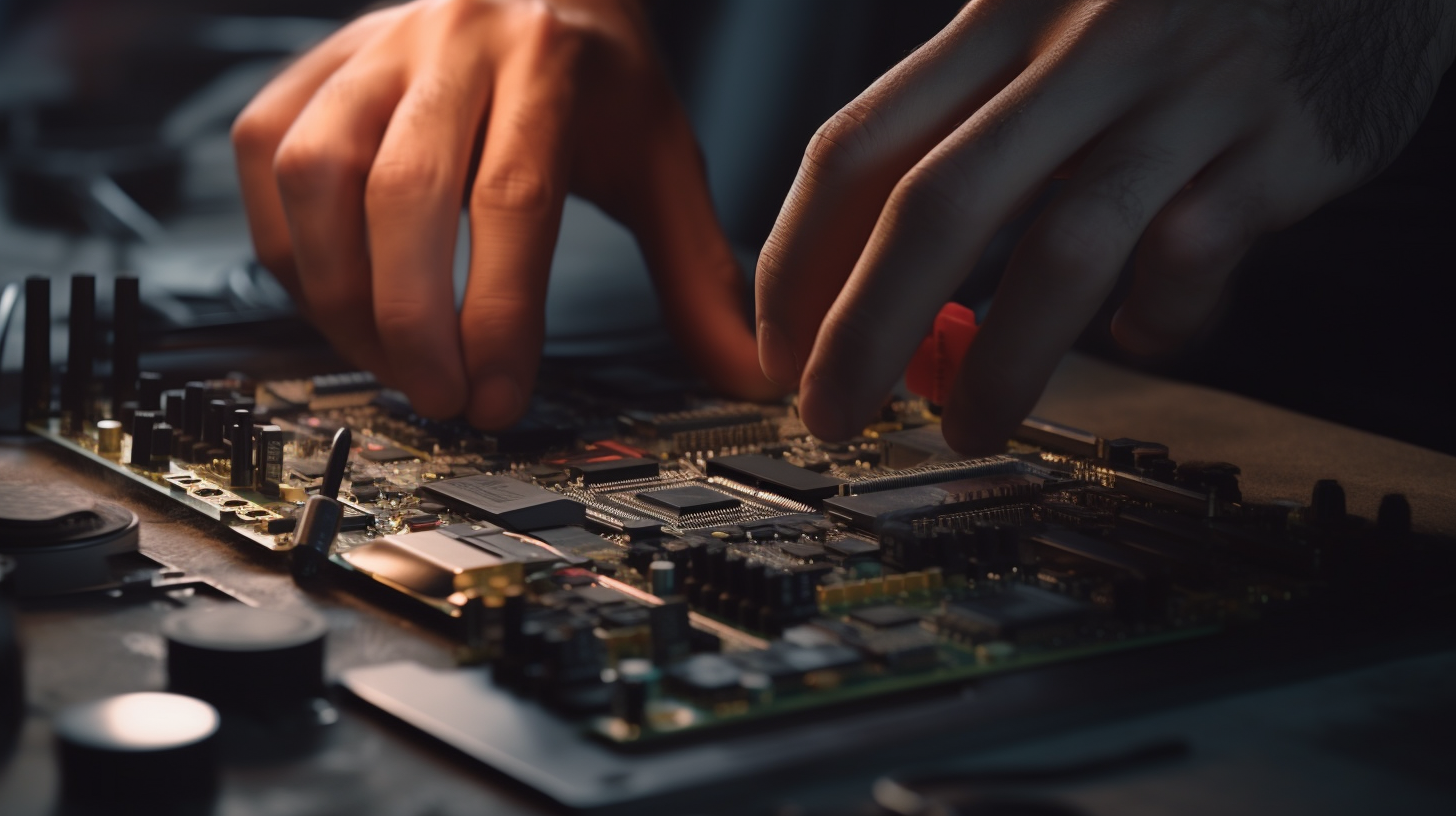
[{"xmin": 637, "ymin": 485, "xmax": 741, "ymax": 515}]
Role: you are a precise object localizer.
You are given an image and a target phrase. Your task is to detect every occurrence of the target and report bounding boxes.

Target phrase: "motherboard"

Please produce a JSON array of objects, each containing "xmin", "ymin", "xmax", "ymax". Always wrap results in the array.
[
  {"xmin": 13, "ymin": 275, "xmax": 1455, "ymax": 807},
  {"xmin": 30, "ymin": 359, "xmax": 1448, "ymax": 747}
]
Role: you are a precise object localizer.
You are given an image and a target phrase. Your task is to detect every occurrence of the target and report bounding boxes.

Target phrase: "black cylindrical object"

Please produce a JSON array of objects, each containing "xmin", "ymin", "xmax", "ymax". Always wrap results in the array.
[
  {"xmin": 130, "ymin": 411, "xmax": 159, "ymax": 468},
  {"xmin": 230, "ymin": 408, "xmax": 254, "ymax": 487},
  {"xmin": 203, "ymin": 399, "xmax": 229, "ymax": 447},
  {"xmin": 21, "ymin": 276, "xmax": 50, "ymax": 425},
  {"xmin": 137, "ymin": 371, "xmax": 163, "ymax": 411},
  {"xmin": 112, "ymin": 276, "xmax": 140, "ymax": 408},
  {"xmin": 163, "ymin": 606, "xmax": 328, "ymax": 716},
  {"xmin": 162, "ymin": 389, "xmax": 185, "ymax": 429},
  {"xmin": 53, "ymin": 692, "xmax": 219, "ymax": 808},
  {"xmin": 150, "ymin": 422, "xmax": 173, "ymax": 471},
  {"xmin": 182, "ymin": 381, "xmax": 205, "ymax": 441},
  {"xmin": 61, "ymin": 274, "xmax": 95, "ymax": 428}
]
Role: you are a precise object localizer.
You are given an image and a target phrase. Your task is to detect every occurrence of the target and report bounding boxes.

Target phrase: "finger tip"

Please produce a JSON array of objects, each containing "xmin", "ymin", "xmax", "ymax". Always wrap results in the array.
[
  {"xmin": 799, "ymin": 383, "xmax": 859, "ymax": 444},
  {"xmin": 756, "ymin": 319, "xmax": 800, "ymax": 388}
]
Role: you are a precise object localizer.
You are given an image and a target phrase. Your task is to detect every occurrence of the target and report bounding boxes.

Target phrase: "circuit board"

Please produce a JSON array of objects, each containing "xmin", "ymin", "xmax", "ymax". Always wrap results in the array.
[{"xmin": 31, "ymin": 354, "xmax": 1454, "ymax": 771}]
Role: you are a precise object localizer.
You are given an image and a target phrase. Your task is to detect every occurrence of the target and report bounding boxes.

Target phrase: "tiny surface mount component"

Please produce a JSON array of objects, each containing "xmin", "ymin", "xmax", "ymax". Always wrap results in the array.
[{"xmin": 18, "ymin": 287, "xmax": 1456, "ymax": 809}]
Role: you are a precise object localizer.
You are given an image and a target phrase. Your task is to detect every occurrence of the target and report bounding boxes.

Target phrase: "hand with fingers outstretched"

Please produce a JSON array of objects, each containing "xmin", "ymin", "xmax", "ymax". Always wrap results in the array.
[
  {"xmin": 757, "ymin": 0, "xmax": 1456, "ymax": 455},
  {"xmin": 233, "ymin": 0, "xmax": 779, "ymax": 429}
]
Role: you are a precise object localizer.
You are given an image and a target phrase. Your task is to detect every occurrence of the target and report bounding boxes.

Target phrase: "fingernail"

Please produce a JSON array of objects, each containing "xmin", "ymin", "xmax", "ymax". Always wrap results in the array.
[
  {"xmin": 757, "ymin": 319, "xmax": 799, "ymax": 387},
  {"xmin": 470, "ymin": 373, "xmax": 523, "ymax": 429}
]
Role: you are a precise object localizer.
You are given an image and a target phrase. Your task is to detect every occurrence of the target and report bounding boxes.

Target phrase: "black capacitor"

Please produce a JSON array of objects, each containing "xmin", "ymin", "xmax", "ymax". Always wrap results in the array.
[
  {"xmin": 256, "ymin": 425, "xmax": 284, "ymax": 495},
  {"xmin": 737, "ymin": 560, "xmax": 767, "ymax": 625},
  {"xmin": 130, "ymin": 410, "xmax": 160, "ymax": 467},
  {"xmin": 649, "ymin": 599, "xmax": 692, "ymax": 665},
  {"xmin": 182, "ymin": 381, "xmax": 206, "ymax": 442},
  {"xmin": 1309, "ymin": 479, "xmax": 1347, "ymax": 525},
  {"xmin": 229, "ymin": 408, "xmax": 253, "ymax": 487},
  {"xmin": 203, "ymin": 399, "xmax": 230, "ymax": 446},
  {"xmin": 150, "ymin": 423, "xmax": 173, "ymax": 471},
  {"xmin": 61, "ymin": 274, "xmax": 95, "ymax": 428},
  {"xmin": 611, "ymin": 660, "xmax": 651, "ymax": 727},
  {"xmin": 1377, "ymin": 493, "xmax": 1412, "ymax": 538},
  {"xmin": 112, "ymin": 276, "xmax": 140, "ymax": 408},
  {"xmin": 163, "ymin": 606, "xmax": 328, "ymax": 715},
  {"xmin": 137, "ymin": 372, "xmax": 163, "ymax": 411},
  {"xmin": 117, "ymin": 400, "xmax": 138, "ymax": 434},
  {"xmin": 162, "ymin": 389, "xmax": 185, "ymax": 429},
  {"xmin": 173, "ymin": 432, "xmax": 196, "ymax": 461},
  {"xmin": 53, "ymin": 692, "xmax": 219, "ymax": 809},
  {"xmin": 21, "ymin": 276, "xmax": 50, "ymax": 424}
]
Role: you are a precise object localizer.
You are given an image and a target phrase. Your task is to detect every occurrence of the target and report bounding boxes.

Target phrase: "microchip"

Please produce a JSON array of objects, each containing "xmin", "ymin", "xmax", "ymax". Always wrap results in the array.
[
  {"xmin": 419, "ymin": 474, "xmax": 586, "ymax": 531},
  {"xmin": 849, "ymin": 604, "xmax": 924, "ymax": 629},
  {"xmin": 351, "ymin": 485, "xmax": 380, "ymax": 502},
  {"xmin": 936, "ymin": 585, "xmax": 1092, "ymax": 643},
  {"xmin": 359, "ymin": 444, "xmax": 416, "ymax": 463},
  {"xmin": 571, "ymin": 457, "xmax": 660, "ymax": 485},
  {"xmin": 824, "ymin": 537, "xmax": 879, "ymax": 558},
  {"xmin": 637, "ymin": 485, "xmax": 741, "ymax": 515},
  {"xmin": 705, "ymin": 454, "xmax": 845, "ymax": 504},
  {"xmin": 290, "ymin": 462, "xmax": 327, "ymax": 479}
]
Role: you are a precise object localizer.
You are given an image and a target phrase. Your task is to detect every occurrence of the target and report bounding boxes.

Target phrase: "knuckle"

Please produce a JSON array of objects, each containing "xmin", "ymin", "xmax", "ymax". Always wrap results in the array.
[
  {"xmin": 803, "ymin": 101, "xmax": 879, "ymax": 180},
  {"xmin": 883, "ymin": 164, "xmax": 980, "ymax": 235},
  {"xmin": 374, "ymin": 297, "xmax": 434, "ymax": 337},
  {"xmin": 273, "ymin": 137, "xmax": 370, "ymax": 198},
  {"xmin": 366, "ymin": 156, "xmax": 449, "ymax": 211},
  {"xmin": 1152, "ymin": 203, "xmax": 1245, "ymax": 281},
  {"xmin": 471, "ymin": 165, "xmax": 558, "ymax": 214},
  {"xmin": 230, "ymin": 105, "xmax": 280, "ymax": 157}
]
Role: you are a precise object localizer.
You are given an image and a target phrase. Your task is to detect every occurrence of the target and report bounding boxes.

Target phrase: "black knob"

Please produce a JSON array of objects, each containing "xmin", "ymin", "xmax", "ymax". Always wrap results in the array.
[
  {"xmin": 1309, "ymin": 479, "xmax": 1347, "ymax": 526},
  {"xmin": 1377, "ymin": 493, "xmax": 1412, "ymax": 538},
  {"xmin": 53, "ymin": 691, "xmax": 219, "ymax": 809},
  {"xmin": 163, "ymin": 605, "xmax": 328, "ymax": 716}
]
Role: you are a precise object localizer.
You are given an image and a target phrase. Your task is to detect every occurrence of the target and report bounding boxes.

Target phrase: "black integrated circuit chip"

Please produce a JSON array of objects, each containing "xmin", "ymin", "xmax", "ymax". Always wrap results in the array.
[
  {"xmin": 637, "ymin": 485, "xmax": 741, "ymax": 515},
  {"xmin": 849, "ymin": 605, "xmax": 924, "ymax": 629},
  {"xmin": 571, "ymin": 457, "xmax": 660, "ymax": 485},
  {"xmin": 420, "ymin": 474, "xmax": 586, "ymax": 531},
  {"xmin": 705, "ymin": 454, "xmax": 845, "ymax": 504}
]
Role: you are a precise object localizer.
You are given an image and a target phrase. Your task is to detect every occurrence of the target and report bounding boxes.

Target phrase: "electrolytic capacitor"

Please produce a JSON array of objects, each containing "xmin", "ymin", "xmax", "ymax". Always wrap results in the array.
[
  {"xmin": 137, "ymin": 371, "xmax": 163, "ymax": 412},
  {"xmin": 112, "ymin": 276, "xmax": 140, "ymax": 408},
  {"xmin": 129, "ymin": 411, "xmax": 160, "ymax": 468},
  {"xmin": 203, "ymin": 400, "xmax": 229, "ymax": 447},
  {"xmin": 150, "ymin": 422, "xmax": 173, "ymax": 472},
  {"xmin": 22, "ymin": 276, "xmax": 50, "ymax": 425},
  {"xmin": 649, "ymin": 560, "xmax": 676, "ymax": 597},
  {"xmin": 61, "ymin": 274, "xmax": 95, "ymax": 431},
  {"xmin": 229, "ymin": 408, "xmax": 253, "ymax": 487},
  {"xmin": 96, "ymin": 419, "xmax": 122, "ymax": 457}
]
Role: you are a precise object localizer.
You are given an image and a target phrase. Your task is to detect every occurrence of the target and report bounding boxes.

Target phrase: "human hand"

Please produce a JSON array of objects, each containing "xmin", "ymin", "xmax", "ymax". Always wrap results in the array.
[
  {"xmin": 234, "ymin": 0, "xmax": 778, "ymax": 428},
  {"xmin": 757, "ymin": 0, "xmax": 1456, "ymax": 454}
]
